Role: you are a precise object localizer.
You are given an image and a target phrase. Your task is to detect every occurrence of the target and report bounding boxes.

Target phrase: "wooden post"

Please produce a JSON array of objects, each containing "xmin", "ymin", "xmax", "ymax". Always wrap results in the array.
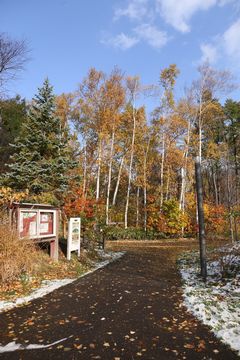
[
  {"xmin": 195, "ymin": 157, "xmax": 207, "ymax": 281},
  {"xmin": 50, "ymin": 210, "xmax": 59, "ymax": 261}
]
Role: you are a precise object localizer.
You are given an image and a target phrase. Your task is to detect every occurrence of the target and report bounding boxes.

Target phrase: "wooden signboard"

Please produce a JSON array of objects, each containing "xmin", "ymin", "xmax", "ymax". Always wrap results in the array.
[
  {"xmin": 19, "ymin": 210, "xmax": 56, "ymax": 239},
  {"xmin": 11, "ymin": 203, "xmax": 59, "ymax": 261},
  {"xmin": 67, "ymin": 218, "xmax": 81, "ymax": 260}
]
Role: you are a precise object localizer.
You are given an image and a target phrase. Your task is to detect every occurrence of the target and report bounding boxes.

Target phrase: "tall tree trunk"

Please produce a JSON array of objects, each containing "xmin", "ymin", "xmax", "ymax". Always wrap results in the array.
[
  {"xmin": 106, "ymin": 127, "xmax": 115, "ymax": 225},
  {"xmin": 160, "ymin": 133, "xmax": 165, "ymax": 208},
  {"xmin": 125, "ymin": 105, "xmax": 136, "ymax": 229},
  {"xmin": 227, "ymin": 158, "xmax": 234, "ymax": 243},
  {"xmin": 112, "ymin": 155, "xmax": 124, "ymax": 206},
  {"xmin": 143, "ymin": 138, "xmax": 150, "ymax": 232},
  {"xmin": 96, "ymin": 137, "xmax": 102, "ymax": 201},
  {"xmin": 165, "ymin": 166, "xmax": 170, "ymax": 200},
  {"xmin": 179, "ymin": 167, "xmax": 185, "ymax": 210},
  {"xmin": 234, "ymin": 138, "xmax": 239, "ymax": 205},
  {"xmin": 233, "ymin": 136, "xmax": 239, "ymax": 242},
  {"xmin": 179, "ymin": 117, "xmax": 191, "ymax": 211},
  {"xmin": 136, "ymin": 186, "xmax": 140, "ymax": 227},
  {"xmin": 199, "ymin": 124, "xmax": 202, "ymax": 163},
  {"xmin": 83, "ymin": 142, "xmax": 87, "ymax": 197},
  {"xmin": 198, "ymin": 90, "xmax": 203, "ymax": 163},
  {"xmin": 212, "ymin": 165, "xmax": 218, "ymax": 206}
]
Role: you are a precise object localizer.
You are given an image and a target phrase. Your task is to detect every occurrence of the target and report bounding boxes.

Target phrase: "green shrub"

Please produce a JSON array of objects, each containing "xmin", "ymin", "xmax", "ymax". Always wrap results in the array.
[{"xmin": 103, "ymin": 226, "xmax": 167, "ymax": 240}]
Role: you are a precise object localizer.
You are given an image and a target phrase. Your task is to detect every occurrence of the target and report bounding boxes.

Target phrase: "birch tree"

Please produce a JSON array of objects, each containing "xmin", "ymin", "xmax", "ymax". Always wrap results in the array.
[
  {"xmin": 105, "ymin": 68, "xmax": 125, "ymax": 225},
  {"xmin": 124, "ymin": 76, "xmax": 140, "ymax": 229},
  {"xmin": 190, "ymin": 63, "xmax": 234, "ymax": 163},
  {"xmin": 154, "ymin": 65, "xmax": 179, "ymax": 207}
]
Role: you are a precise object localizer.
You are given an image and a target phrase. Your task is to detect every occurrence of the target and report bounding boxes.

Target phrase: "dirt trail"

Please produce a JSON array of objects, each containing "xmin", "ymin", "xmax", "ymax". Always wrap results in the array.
[{"xmin": 0, "ymin": 241, "xmax": 238, "ymax": 359}]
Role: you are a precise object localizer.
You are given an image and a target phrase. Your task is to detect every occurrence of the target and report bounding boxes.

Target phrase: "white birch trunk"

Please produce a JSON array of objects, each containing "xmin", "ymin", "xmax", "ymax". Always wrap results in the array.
[
  {"xmin": 227, "ymin": 160, "xmax": 234, "ymax": 243},
  {"xmin": 165, "ymin": 166, "xmax": 170, "ymax": 200},
  {"xmin": 96, "ymin": 137, "xmax": 102, "ymax": 201},
  {"xmin": 212, "ymin": 166, "xmax": 218, "ymax": 206},
  {"xmin": 112, "ymin": 155, "xmax": 124, "ymax": 206},
  {"xmin": 143, "ymin": 139, "xmax": 150, "ymax": 232},
  {"xmin": 125, "ymin": 102, "xmax": 136, "ymax": 229},
  {"xmin": 106, "ymin": 128, "xmax": 115, "ymax": 225},
  {"xmin": 160, "ymin": 133, "xmax": 165, "ymax": 208},
  {"xmin": 136, "ymin": 186, "xmax": 140, "ymax": 227},
  {"xmin": 83, "ymin": 143, "xmax": 87, "ymax": 197},
  {"xmin": 179, "ymin": 117, "xmax": 191, "ymax": 211}
]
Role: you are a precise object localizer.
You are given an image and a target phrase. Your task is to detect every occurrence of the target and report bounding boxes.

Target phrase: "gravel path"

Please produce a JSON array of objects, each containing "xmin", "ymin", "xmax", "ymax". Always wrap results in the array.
[{"xmin": 0, "ymin": 241, "xmax": 238, "ymax": 359}]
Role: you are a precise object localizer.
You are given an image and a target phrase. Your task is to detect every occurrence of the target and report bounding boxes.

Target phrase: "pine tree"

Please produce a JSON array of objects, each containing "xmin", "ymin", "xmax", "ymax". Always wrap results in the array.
[{"xmin": 2, "ymin": 79, "xmax": 74, "ymax": 202}]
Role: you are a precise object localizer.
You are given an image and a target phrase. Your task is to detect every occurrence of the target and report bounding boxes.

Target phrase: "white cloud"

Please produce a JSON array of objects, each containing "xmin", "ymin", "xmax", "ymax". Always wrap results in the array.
[
  {"xmin": 200, "ymin": 43, "xmax": 218, "ymax": 63},
  {"xmin": 134, "ymin": 23, "xmax": 169, "ymax": 48},
  {"xmin": 223, "ymin": 19, "xmax": 240, "ymax": 58},
  {"xmin": 199, "ymin": 18, "xmax": 240, "ymax": 65},
  {"xmin": 114, "ymin": 0, "xmax": 149, "ymax": 21},
  {"xmin": 218, "ymin": 0, "xmax": 235, "ymax": 6},
  {"xmin": 156, "ymin": 0, "xmax": 217, "ymax": 33},
  {"xmin": 101, "ymin": 32, "xmax": 139, "ymax": 50},
  {"xmin": 113, "ymin": 0, "xmax": 237, "ymax": 35}
]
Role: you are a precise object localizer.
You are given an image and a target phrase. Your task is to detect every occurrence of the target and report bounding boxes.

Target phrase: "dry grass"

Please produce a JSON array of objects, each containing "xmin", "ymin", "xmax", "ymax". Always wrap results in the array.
[{"xmin": 0, "ymin": 222, "xmax": 38, "ymax": 284}]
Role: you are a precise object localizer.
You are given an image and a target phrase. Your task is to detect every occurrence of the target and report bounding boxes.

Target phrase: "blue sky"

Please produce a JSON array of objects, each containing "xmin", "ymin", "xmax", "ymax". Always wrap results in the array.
[{"xmin": 1, "ymin": 0, "xmax": 240, "ymax": 111}]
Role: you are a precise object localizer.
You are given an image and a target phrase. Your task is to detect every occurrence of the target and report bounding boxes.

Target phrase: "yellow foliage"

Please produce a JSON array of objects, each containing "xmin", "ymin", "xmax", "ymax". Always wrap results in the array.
[{"xmin": 0, "ymin": 187, "xmax": 28, "ymax": 206}]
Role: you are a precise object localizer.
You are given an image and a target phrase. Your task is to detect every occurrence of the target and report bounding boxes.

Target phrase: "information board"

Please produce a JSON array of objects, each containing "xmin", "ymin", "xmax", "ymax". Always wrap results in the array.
[
  {"xmin": 20, "ymin": 211, "xmax": 37, "ymax": 237},
  {"xmin": 19, "ymin": 209, "xmax": 56, "ymax": 239},
  {"xmin": 40, "ymin": 212, "xmax": 54, "ymax": 235},
  {"xmin": 67, "ymin": 218, "xmax": 81, "ymax": 260}
]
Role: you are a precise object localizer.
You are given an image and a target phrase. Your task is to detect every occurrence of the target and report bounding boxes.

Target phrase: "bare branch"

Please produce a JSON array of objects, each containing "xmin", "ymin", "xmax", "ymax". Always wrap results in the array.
[{"xmin": 0, "ymin": 33, "xmax": 29, "ymax": 88}]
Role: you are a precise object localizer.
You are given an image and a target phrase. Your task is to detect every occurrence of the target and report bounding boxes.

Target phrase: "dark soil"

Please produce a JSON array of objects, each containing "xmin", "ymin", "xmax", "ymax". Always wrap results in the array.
[{"xmin": 0, "ymin": 240, "xmax": 238, "ymax": 359}]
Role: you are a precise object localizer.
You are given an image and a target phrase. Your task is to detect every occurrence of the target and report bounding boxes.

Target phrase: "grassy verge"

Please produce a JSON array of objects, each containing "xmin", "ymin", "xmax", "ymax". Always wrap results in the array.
[{"xmin": 0, "ymin": 220, "xmax": 102, "ymax": 302}]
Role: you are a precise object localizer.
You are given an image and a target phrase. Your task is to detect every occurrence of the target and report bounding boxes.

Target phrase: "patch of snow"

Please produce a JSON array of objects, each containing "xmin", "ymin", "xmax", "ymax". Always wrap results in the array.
[
  {"xmin": 0, "ymin": 251, "xmax": 125, "ymax": 314},
  {"xmin": 0, "ymin": 337, "xmax": 68, "ymax": 353},
  {"xmin": 179, "ymin": 245, "xmax": 240, "ymax": 355}
]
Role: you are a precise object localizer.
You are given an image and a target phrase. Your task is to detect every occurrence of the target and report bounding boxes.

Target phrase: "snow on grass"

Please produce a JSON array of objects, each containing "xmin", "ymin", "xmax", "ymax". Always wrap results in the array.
[
  {"xmin": 179, "ymin": 243, "xmax": 240, "ymax": 355},
  {"xmin": 0, "ymin": 251, "xmax": 125, "ymax": 314}
]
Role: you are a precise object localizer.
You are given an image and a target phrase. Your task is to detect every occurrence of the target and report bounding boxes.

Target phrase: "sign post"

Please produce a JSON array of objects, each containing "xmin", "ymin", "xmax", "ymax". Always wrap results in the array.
[{"xmin": 67, "ymin": 218, "xmax": 81, "ymax": 260}]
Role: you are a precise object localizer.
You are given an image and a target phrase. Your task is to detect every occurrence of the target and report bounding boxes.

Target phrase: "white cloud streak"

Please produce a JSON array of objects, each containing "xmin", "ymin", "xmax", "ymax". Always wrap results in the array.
[
  {"xmin": 101, "ymin": 32, "xmax": 139, "ymax": 50},
  {"xmin": 114, "ymin": 0, "xmax": 237, "ymax": 34},
  {"xmin": 156, "ymin": 0, "xmax": 217, "ymax": 33},
  {"xmin": 199, "ymin": 18, "xmax": 240, "ymax": 65},
  {"xmin": 223, "ymin": 19, "xmax": 240, "ymax": 58},
  {"xmin": 134, "ymin": 23, "xmax": 169, "ymax": 48},
  {"xmin": 114, "ymin": 0, "xmax": 149, "ymax": 21},
  {"xmin": 200, "ymin": 43, "xmax": 218, "ymax": 63},
  {"xmin": 104, "ymin": 0, "xmax": 238, "ymax": 53}
]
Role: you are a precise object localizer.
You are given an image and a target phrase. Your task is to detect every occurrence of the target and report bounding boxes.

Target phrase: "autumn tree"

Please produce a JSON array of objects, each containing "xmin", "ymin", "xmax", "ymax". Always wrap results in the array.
[
  {"xmin": 74, "ymin": 68, "xmax": 108, "ymax": 202},
  {"xmin": 189, "ymin": 62, "xmax": 234, "ymax": 162},
  {"xmin": 124, "ymin": 76, "xmax": 140, "ymax": 229},
  {"xmin": 152, "ymin": 64, "xmax": 180, "ymax": 208}
]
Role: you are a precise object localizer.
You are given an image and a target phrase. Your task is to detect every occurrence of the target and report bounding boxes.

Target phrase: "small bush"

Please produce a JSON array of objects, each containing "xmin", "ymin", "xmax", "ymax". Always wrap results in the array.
[
  {"xmin": 82, "ymin": 228, "xmax": 100, "ymax": 254},
  {"xmin": 103, "ymin": 226, "xmax": 167, "ymax": 240},
  {"xmin": 219, "ymin": 245, "xmax": 240, "ymax": 279},
  {"xmin": 0, "ymin": 222, "xmax": 38, "ymax": 284}
]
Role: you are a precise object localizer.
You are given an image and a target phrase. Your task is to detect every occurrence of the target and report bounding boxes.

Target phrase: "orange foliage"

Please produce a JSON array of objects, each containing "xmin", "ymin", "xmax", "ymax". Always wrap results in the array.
[
  {"xmin": 63, "ymin": 188, "xmax": 96, "ymax": 222},
  {"xmin": 204, "ymin": 203, "xmax": 227, "ymax": 234}
]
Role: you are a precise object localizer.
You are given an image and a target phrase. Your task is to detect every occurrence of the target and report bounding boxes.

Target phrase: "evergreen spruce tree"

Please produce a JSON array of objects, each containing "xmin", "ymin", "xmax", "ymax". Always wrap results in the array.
[{"xmin": 3, "ymin": 79, "xmax": 74, "ymax": 202}]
